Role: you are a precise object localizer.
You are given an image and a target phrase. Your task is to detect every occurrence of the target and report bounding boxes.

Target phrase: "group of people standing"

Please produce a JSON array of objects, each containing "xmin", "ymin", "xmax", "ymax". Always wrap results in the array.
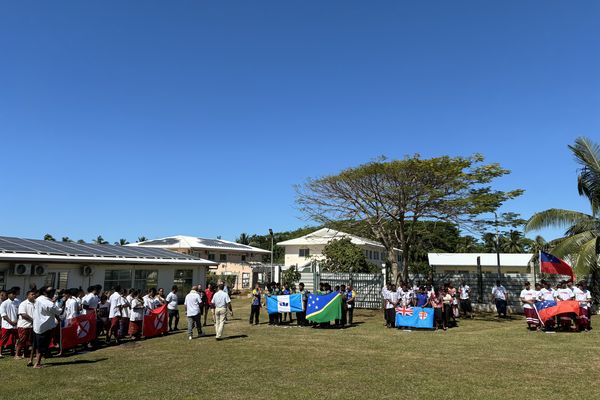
[
  {"xmin": 249, "ymin": 282, "xmax": 357, "ymax": 328},
  {"xmin": 382, "ymin": 280, "xmax": 473, "ymax": 331}
]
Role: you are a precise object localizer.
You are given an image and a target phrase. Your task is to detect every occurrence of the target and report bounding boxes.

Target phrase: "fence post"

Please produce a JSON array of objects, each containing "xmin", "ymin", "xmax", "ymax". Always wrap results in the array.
[{"xmin": 477, "ymin": 256, "xmax": 483, "ymax": 303}]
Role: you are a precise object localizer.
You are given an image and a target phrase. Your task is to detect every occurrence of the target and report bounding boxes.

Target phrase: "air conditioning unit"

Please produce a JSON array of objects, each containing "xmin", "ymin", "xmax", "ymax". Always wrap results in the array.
[
  {"xmin": 81, "ymin": 265, "xmax": 95, "ymax": 277},
  {"xmin": 31, "ymin": 264, "xmax": 48, "ymax": 276},
  {"xmin": 11, "ymin": 263, "xmax": 31, "ymax": 276}
]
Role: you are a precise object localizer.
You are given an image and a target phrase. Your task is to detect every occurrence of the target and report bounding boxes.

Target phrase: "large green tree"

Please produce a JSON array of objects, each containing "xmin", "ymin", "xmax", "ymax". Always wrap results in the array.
[
  {"xmin": 526, "ymin": 137, "xmax": 600, "ymax": 274},
  {"xmin": 296, "ymin": 154, "xmax": 522, "ymax": 281},
  {"xmin": 321, "ymin": 237, "xmax": 377, "ymax": 273}
]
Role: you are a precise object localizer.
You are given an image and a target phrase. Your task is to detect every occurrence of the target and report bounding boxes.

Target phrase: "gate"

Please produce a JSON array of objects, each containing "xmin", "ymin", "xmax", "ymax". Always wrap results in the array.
[{"xmin": 317, "ymin": 272, "xmax": 383, "ymax": 309}]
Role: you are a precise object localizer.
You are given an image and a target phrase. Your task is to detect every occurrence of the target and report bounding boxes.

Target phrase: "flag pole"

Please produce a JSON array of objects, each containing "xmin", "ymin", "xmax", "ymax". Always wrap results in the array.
[{"xmin": 534, "ymin": 250, "xmax": 539, "ymax": 286}]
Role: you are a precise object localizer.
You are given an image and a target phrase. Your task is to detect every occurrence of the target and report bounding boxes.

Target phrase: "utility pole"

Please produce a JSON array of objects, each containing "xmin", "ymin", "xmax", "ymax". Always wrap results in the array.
[
  {"xmin": 269, "ymin": 228, "xmax": 274, "ymax": 282},
  {"xmin": 494, "ymin": 212, "xmax": 501, "ymax": 276}
]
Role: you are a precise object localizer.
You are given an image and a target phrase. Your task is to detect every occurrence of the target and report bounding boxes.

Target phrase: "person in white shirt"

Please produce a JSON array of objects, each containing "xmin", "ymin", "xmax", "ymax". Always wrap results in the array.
[
  {"xmin": 166, "ymin": 285, "xmax": 180, "ymax": 332},
  {"xmin": 554, "ymin": 281, "xmax": 575, "ymax": 330},
  {"xmin": 184, "ymin": 286, "xmax": 204, "ymax": 340},
  {"xmin": 15, "ymin": 290, "xmax": 35, "ymax": 359},
  {"xmin": 128, "ymin": 290, "xmax": 144, "ymax": 340},
  {"xmin": 0, "ymin": 288, "xmax": 20, "ymax": 357},
  {"xmin": 32, "ymin": 286, "xmax": 62, "ymax": 368},
  {"xmin": 120, "ymin": 289, "xmax": 132, "ymax": 339},
  {"xmin": 381, "ymin": 284, "xmax": 391, "ymax": 325},
  {"xmin": 459, "ymin": 281, "xmax": 473, "ymax": 319},
  {"xmin": 385, "ymin": 284, "xmax": 399, "ymax": 328},
  {"xmin": 107, "ymin": 286, "xmax": 125, "ymax": 344},
  {"xmin": 64, "ymin": 289, "xmax": 80, "ymax": 320},
  {"xmin": 212, "ymin": 284, "xmax": 232, "ymax": 340},
  {"xmin": 491, "ymin": 281, "xmax": 508, "ymax": 318},
  {"xmin": 538, "ymin": 280, "xmax": 556, "ymax": 329},
  {"xmin": 573, "ymin": 281, "xmax": 592, "ymax": 332},
  {"xmin": 81, "ymin": 285, "xmax": 100, "ymax": 315},
  {"xmin": 520, "ymin": 282, "xmax": 539, "ymax": 330},
  {"xmin": 143, "ymin": 288, "xmax": 161, "ymax": 310}
]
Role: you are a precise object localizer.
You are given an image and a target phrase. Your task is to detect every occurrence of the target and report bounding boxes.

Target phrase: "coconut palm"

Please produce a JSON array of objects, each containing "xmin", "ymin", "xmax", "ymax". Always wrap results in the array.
[
  {"xmin": 501, "ymin": 230, "xmax": 526, "ymax": 253},
  {"xmin": 236, "ymin": 233, "xmax": 250, "ymax": 245},
  {"xmin": 93, "ymin": 235, "xmax": 108, "ymax": 245},
  {"xmin": 137, "ymin": 236, "xmax": 147, "ymax": 243},
  {"xmin": 61, "ymin": 237, "xmax": 73, "ymax": 242},
  {"xmin": 115, "ymin": 238, "xmax": 129, "ymax": 246},
  {"xmin": 43, "ymin": 234, "xmax": 55, "ymax": 241},
  {"xmin": 526, "ymin": 137, "xmax": 600, "ymax": 274}
]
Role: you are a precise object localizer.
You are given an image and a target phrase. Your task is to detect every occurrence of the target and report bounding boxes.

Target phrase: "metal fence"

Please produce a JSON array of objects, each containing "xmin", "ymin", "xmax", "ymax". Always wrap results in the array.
[{"xmin": 316, "ymin": 272, "xmax": 384, "ymax": 309}]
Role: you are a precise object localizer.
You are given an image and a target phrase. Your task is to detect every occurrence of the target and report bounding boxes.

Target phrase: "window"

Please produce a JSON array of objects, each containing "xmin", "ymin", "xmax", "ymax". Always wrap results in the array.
[
  {"xmin": 174, "ymin": 269, "xmax": 193, "ymax": 298},
  {"xmin": 134, "ymin": 270, "xmax": 158, "ymax": 291},
  {"xmin": 0, "ymin": 270, "xmax": 6, "ymax": 290},
  {"xmin": 369, "ymin": 250, "xmax": 373, "ymax": 259},
  {"xmin": 219, "ymin": 254, "xmax": 227, "ymax": 262},
  {"xmin": 242, "ymin": 273, "xmax": 250, "ymax": 288},
  {"xmin": 208, "ymin": 254, "xmax": 216, "ymax": 261},
  {"xmin": 44, "ymin": 272, "xmax": 69, "ymax": 290},
  {"xmin": 241, "ymin": 254, "xmax": 247, "ymax": 262},
  {"xmin": 104, "ymin": 270, "xmax": 132, "ymax": 291},
  {"xmin": 299, "ymin": 248, "xmax": 310, "ymax": 257},
  {"xmin": 374, "ymin": 251, "xmax": 379, "ymax": 260}
]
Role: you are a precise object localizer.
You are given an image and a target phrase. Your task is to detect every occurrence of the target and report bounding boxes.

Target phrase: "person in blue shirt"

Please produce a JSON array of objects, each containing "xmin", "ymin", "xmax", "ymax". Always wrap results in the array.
[
  {"xmin": 416, "ymin": 286, "xmax": 430, "ymax": 307},
  {"xmin": 346, "ymin": 285, "xmax": 356, "ymax": 325},
  {"xmin": 249, "ymin": 284, "xmax": 262, "ymax": 325}
]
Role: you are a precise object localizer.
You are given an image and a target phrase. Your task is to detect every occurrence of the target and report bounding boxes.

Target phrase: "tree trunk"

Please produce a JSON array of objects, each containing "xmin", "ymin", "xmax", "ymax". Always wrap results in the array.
[
  {"xmin": 402, "ymin": 249, "xmax": 410, "ymax": 282},
  {"xmin": 387, "ymin": 251, "xmax": 398, "ymax": 284}
]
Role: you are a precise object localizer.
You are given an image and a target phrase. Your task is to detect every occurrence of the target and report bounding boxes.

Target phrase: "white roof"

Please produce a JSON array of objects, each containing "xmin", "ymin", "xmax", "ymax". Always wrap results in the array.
[
  {"xmin": 127, "ymin": 235, "xmax": 271, "ymax": 254},
  {"xmin": 0, "ymin": 252, "xmax": 217, "ymax": 266},
  {"xmin": 428, "ymin": 253, "xmax": 534, "ymax": 267},
  {"xmin": 277, "ymin": 228, "xmax": 393, "ymax": 250}
]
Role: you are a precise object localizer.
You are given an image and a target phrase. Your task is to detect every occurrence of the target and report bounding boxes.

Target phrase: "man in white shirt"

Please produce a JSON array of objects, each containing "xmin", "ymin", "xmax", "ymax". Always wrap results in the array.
[
  {"xmin": 385, "ymin": 284, "xmax": 399, "ymax": 328},
  {"xmin": 574, "ymin": 281, "xmax": 592, "ymax": 332},
  {"xmin": 107, "ymin": 286, "xmax": 124, "ymax": 344},
  {"xmin": 520, "ymin": 282, "xmax": 538, "ymax": 330},
  {"xmin": 15, "ymin": 290, "xmax": 35, "ymax": 359},
  {"xmin": 64, "ymin": 288, "xmax": 80, "ymax": 320},
  {"xmin": 184, "ymin": 286, "xmax": 203, "ymax": 340},
  {"xmin": 166, "ymin": 285, "xmax": 180, "ymax": 332},
  {"xmin": 212, "ymin": 284, "xmax": 232, "ymax": 340},
  {"xmin": 82, "ymin": 285, "xmax": 100, "ymax": 315},
  {"xmin": 554, "ymin": 281, "xmax": 575, "ymax": 330},
  {"xmin": 143, "ymin": 287, "xmax": 161, "ymax": 310},
  {"xmin": 0, "ymin": 288, "xmax": 20, "ymax": 357},
  {"xmin": 459, "ymin": 281, "xmax": 473, "ymax": 319},
  {"xmin": 491, "ymin": 280, "xmax": 508, "ymax": 318},
  {"xmin": 32, "ymin": 286, "xmax": 62, "ymax": 368}
]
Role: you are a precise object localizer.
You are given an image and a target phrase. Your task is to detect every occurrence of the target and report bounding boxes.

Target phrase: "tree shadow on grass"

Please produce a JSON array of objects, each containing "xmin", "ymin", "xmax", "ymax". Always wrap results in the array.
[
  {"xmin": 44, "ymin": 357, "xmax": 108, "ymax": 367},
  {"xmin": 218, "ymin": 335, "xmax": 248, "ymax": 341}
]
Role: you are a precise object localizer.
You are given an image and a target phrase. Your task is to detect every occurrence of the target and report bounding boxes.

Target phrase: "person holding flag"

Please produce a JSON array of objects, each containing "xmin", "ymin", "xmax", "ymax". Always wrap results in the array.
[
  {"xmin": 554, "ymin": 281, "xmax": 575, "ymax": 331},
  {"xmin": 519, "ymin": 282, "xmax": 539, "ymax": 330},
  {"xmin": 573, "ymin": 281, "xmax": 592, "ymax": 332}
]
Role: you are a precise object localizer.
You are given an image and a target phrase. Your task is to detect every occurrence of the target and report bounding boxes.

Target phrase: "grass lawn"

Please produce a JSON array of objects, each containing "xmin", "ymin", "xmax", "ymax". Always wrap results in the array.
[{"xmin": 2, "ymin": 297, "xmax": 600, "ymax": 400}]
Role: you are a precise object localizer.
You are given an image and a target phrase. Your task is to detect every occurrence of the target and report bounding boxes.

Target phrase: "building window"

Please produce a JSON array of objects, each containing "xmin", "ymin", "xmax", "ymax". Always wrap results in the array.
[
  {"xmin": 219, "ymin": 254, "xmax": 227, "ymax": 262},
  {"xmin": 134, "ymin": 270, "xmax": 158, "ymax": 291},
  {"xmin": 299, "ymin": 248, "xmax": 310, "ymax": 257},
  {"xmin": 208, "ymin": 254, "xmax": 215, "ymax": 261},
  {"xmin": 0, "ymin": 270, "xmax": 6, "ymax": 290},
  {"xmin": 242, "ymin": 272, "xmax": 250, "ymax": 288},
  {"xmin": 43, "ymin": 272, "xmax": 69, "ymax": 290},
  {"xmin": 374, "ymin": 251, "xmax": 379, "ymax": 260},
  {"xmin": 174, "ymin": 269, "xmax": 193, "ymax": 298},
  {"xmin": 104, "ymin": 270, "xmax": 132, "ymax": 291},
  {"xmin": 241, "ymin": 254, "xmax": 247, "ymax": 262},
  {"xmin": 369, "ymin": 250, "xmax": 373, "ymax": 259}
]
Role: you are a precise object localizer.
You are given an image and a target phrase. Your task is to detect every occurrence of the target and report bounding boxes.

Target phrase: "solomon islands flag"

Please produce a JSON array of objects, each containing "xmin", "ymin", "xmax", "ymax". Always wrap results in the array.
[
  {"xmin": 266, "ymin": 294, "xmax": 304, "ymax": 314},
  {"xmin": 395, "ymin": 306, "xmax": 434, "ymax": 329},
  {"xmin": 306, "ymin": 291, "xmax": 342, "ymax": 323}
]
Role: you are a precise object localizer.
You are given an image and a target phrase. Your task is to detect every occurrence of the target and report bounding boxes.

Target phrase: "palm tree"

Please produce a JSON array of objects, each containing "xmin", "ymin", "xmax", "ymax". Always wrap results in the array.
[
  {"xmin": 137, "ymin": 236, "xmax": 147, "ymax": 243},
  {"xmin": 61, "ymin": 237, "xmax": 73, "ymax": 243},
  {"xmin": 43, "ymin": 234, "xmax": 55, "ymax": 241},
  {"xmin": 77, "ymin": 239, "xmax": 86, "ymax": 244},
  {"xmin": 115, "ymin": 238, "xmax": 129, "ymax": 246},
  {"xmin": 526, "ymin": 137, "xmax": 600, "ymax": 275},
  {"xmin": 501, "ymin": 230, "xmax": 526, "ymax": 253},
  {"xmin": 93, "ymin": 235, "xmax": 108, "ymax": 245},
  {"xmin": 455, "ymin": 235, "xmax": 481, "ymax": 252},
  {"xmin": 236, "ymin": 233, "xmax": 250, "ymax": 245}
]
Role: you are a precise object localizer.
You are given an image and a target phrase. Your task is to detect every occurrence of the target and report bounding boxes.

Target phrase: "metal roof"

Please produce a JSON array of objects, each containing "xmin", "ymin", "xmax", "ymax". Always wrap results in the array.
[{"xmin": 127, "ymin": 235, "xmax": 271, "ymax": 254}]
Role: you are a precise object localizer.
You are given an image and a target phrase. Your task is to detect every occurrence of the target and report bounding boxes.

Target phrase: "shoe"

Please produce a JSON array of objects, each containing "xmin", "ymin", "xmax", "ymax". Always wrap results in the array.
[
  {"xmin": 188, "ymin": 336, "xmax": 192, "ymax": 340},
  {"xmin": 198, "ymin": 332, "xmax": 205, "ymax": 337}
]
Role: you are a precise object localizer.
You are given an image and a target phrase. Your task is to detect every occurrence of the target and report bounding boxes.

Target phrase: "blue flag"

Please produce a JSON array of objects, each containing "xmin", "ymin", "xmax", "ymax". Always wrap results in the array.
[
  {"xmin": 266, "ymin": 294, "xmax": 304, "ymax": 314},
  {"xmin": 395, "ymin": 306, "xmax": 434, "ymax": 329}
]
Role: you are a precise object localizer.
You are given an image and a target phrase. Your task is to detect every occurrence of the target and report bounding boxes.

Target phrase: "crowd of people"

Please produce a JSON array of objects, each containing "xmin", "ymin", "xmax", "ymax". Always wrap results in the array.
[
  {"xmin": 249, "ymin": 282, "xmax": 357, "ymax": 328},
  {"xmin": 381, "ymin": 280, "xmax": 473, "ymax": 331},
  {"xmin": 0, "ymin": 281, "xmax": 233, "ymax": 368}
]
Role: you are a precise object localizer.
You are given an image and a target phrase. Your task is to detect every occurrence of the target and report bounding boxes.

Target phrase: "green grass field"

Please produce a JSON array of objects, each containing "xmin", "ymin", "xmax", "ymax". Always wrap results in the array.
[{"xmin": 2, "ymin": 297, "xmax": 600, "ymax": 400}]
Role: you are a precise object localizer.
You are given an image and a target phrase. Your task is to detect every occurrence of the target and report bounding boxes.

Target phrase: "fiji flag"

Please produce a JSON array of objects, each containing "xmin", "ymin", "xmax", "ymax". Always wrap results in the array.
[
  {"xmin": 395, "ymin": 306, "xmax": 434, "ymax": 329},
  {"xmin": 266, "ymin": 294, "xmax": 304, "ymax": 314},
  {"xmin": 306, "ymin": 291, "xmax": 342, "ymax": 323}
]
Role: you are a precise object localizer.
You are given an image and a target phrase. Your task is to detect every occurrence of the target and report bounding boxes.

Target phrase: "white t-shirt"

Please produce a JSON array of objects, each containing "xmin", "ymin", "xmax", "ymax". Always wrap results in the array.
[
  {"xmin": 130, "ymin": 298, "xmax": 144, "ymax": 321},
  {"xmin": 555, "ymin": 288, "xmax": 574, "ymax": 301},
  {"xmin": 385, "ymin": 291, "xmax": 399, "ymax": 309},
  {"xmin": 212, "ymin": 290, "xmax": 231, "ymax": 308},
  {"xmin": 108, "ymin": 292, "xmax": 123, "ymax": 318},
  {"xmin": 492, "ymin": 286, "xmax": 507, "ymax": 300},
  {"xmin": 520, "ymin": 289, "xmax": 536, "ymax": 309},
  {"xmin": 64, "ymin": 297, "xmax": 80, "ymax": 319},
  {"xmin": 0, "ymin": 298, "xmax": 20, "ymax": 329},
  {"xmin": 122, "ymin": 295, "xmax": 132, "ymax": 319},
  {"xmin": 573, "ymin": 287, "xmax": 592, "ymax": 308},
  {"xmin": 81, "ymin": 293, "xmax": 99, "ymax": 315},
  {"xmin": 17, "ymin": 299, "xmax": 34, "ymax": 329},
  {"xmin": 184, "ymin": 291, "xmax": 202, "ymax": 317},
  {"xmin": 143, "ymin": 295, "xmax": 160, "ymax": 310},
  {"xmin": 33, "ymin": 295, "xmax": 61, "ymax": 334},
  {"xmin": 540, "ymin": 288, "xmax": 555, "ymax": 301},
  {"xmin": 166, "ymin": 292, "xmax": 178, "ymax": 310}
]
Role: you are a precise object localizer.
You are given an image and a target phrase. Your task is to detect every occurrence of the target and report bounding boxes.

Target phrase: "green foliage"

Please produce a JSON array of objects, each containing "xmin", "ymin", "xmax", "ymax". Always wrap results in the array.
[
  {"xmin": 93, "ymin": 235, "xmax": 108, "ymax": 245},
  {"xmin": 206, "ymin": 272, "xmax": 237, "ymax": 289},
  {"xmin": 321, "ymin": 237, "xmax": 379, "ymax": 273},
  {"xmin": 43, "ymin": 234, "xmax": 55, "ymax": 241},
  {"xmin": 115, "ymin": 238, "xmax": 130, "ymax": 246},
  {"xmin": 281, "ymin": 265, "xmax": 301, "ymax": 286}
]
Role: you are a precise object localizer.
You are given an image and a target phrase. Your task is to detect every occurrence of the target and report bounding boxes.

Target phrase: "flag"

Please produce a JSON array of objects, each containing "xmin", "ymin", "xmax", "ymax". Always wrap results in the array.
[
  {"xmin": 306, "ymin": 291, "xmax": 342, "ymax": 323},
  {"xmin": 540, "ymin": 251, "xmax": 576, "ymax": 280},
  {"xmin": 266, "ymin": 294, "xmax": 304, "ymax": 314},
  {"xmin": 395, "ymin": 306, "xmax": 434, "ymax": 329},
  {"xmin": 61, "ymin": 312, "xmax": 97, "ymax": 350},
  {"xmin": 143, "ymin": 304, "xmax": 169, "ymax": 338},
  {"xmin": 534, "ymin": 300, "xmax": 580, "ymax": 323}
]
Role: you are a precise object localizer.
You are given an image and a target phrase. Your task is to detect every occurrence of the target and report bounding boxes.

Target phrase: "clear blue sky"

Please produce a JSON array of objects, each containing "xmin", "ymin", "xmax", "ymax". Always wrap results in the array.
[{"xmin": 1, "ymin": 1, "xmax": 598, "ymax": 243}]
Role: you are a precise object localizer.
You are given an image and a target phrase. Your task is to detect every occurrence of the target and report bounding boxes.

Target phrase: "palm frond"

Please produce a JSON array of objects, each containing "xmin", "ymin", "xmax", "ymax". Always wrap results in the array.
[
  {"xmin": 551, "ymin": 230, "xmax": 600, "ymax": 258},
  {"xmin": 574, "ymin": 236, "xmax": 599, "ymax": 276},
  {"xmin": 525, "ymin": 209, "xmax": 593, "ymax": 233},
  {"xmin": 570, "ymin": 137, "xmax": 600, "ymax": 214}
]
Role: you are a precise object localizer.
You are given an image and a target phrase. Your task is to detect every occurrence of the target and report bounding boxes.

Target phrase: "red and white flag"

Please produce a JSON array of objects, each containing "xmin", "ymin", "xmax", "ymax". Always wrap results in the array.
[
  {"xmin": 61, "ymin": 311, "xmax": 97, "ymax": 350},
  {"xmin": 143, "ymin": 304, "xmax": 169, "ymax": 338}
]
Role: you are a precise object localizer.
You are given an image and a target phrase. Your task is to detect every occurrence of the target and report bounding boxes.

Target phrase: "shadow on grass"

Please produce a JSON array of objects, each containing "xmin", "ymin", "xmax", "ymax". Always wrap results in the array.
[
  {"xmin": 218, "ymin": 335, "xmax": 248, "ymax": 341},
  {"xmin": 45, "ymin": 357, "xmax": 108, "ymax": 366}
]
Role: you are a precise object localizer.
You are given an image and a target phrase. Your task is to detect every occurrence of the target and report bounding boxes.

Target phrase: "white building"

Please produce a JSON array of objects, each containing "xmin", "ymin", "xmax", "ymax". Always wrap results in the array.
[
  {"xmin": 127, "ymin": 235, "xmax": 271, "ymax": 290},
  {"xmin": 0, "ymin": 236, "xmax": 217, "ymax": 298},
  {"xmin": 427, "ymin": 253, "xmax": 534, "ymax": 274},
  {"xmin": 277, "ymin": 228, "xmax": 401, "ymax": 271}
]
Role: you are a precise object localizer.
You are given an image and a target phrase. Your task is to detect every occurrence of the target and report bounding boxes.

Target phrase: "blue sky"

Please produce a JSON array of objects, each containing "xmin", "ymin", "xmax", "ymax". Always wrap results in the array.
[{"xmin": 1, "ymin": 1, "xmax": 598, "ymax": 243}]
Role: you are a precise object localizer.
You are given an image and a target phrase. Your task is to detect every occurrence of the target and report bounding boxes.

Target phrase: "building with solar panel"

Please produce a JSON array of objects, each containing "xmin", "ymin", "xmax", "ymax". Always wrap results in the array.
[
  {"xmin": 127, "ymin": 235, "xmax": 271, "ymax": 291},
  {"xmin": 0, "ymin": 236, "xmax": 217, "ymax": 295}
]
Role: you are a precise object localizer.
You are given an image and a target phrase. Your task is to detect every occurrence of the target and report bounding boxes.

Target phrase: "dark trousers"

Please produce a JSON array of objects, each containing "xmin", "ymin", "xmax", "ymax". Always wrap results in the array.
[
  {"xmin": 347, "ymin": 306, "xmax": 354, "ymax": 325},
  {"xmin": 385, "ymin": 308, "xmax": 395, "ymax": 327},
  {"xmin": 495, "ymin": 299, "xmax": 507, "ymax": 316},
  {"xmin": 296, "ymin": 312, "xmax": 306, "ymax": 326},
  {"xmin": 250, "ymin": 305, "xmax": 260, "ymax": 325},
  {"xmin": 168, "ymin": 309, "xmax": 180, "ymax": 330}
]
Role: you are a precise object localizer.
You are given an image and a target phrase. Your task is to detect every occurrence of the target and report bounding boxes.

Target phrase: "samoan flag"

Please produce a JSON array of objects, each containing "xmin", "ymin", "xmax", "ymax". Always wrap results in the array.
[
  {"xmin": 266, "ymin": 294, "xmax": 304, "ymax": 314},
  {"xmin": 534, "ymin": 299, "xmax": 580, "ymax": 323},
  {"xmin": 395, "ymin": 306, "xmax": 434, "ymax": 329},
  {"xmin": 540, "ymin": 251, "xmax": 576, "ymax": 280}
]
